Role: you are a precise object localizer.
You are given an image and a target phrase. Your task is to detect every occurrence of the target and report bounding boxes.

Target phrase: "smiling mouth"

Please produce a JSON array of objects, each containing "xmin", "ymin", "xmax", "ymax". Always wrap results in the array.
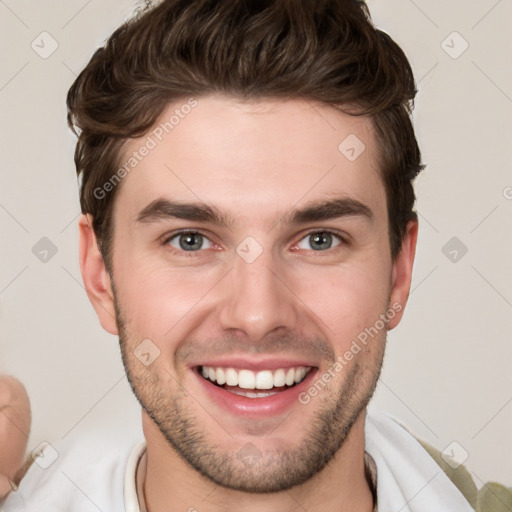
[{"xmin": 197, "ymin": 365, "xmax": 314, "ymax": 398}]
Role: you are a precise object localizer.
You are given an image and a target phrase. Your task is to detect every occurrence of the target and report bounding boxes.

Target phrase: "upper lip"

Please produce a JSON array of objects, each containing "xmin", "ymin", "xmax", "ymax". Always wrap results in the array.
[{"xmin": 191, "ymin": 357, "xmax": 317, "ymax": 372}]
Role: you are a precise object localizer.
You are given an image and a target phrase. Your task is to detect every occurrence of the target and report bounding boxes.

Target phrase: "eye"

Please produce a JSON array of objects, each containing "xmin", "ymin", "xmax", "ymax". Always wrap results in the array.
[
  {"xmin": 166, "ymin": 232, "xmax": 213, "ymax": 252},
  {"xmin": 296, "ymin": 231, "xmax": 342, "ymax": 251}
]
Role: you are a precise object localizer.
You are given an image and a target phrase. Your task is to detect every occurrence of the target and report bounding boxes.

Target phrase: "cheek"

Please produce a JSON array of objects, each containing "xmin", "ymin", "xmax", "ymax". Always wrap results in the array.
[
  {"xmin": 290, "ymin": 260, "xmax": 391, "ymax": 348},
  {"xmin": 114, "ymin": 254, "xmax": 222, "ymax": 337}
]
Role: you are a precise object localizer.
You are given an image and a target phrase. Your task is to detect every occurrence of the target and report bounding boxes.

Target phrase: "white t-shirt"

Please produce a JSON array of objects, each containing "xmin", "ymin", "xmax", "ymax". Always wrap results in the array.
[{"xmin": 1, "ymin": 407, "xmax": 474, "ymax": 512}]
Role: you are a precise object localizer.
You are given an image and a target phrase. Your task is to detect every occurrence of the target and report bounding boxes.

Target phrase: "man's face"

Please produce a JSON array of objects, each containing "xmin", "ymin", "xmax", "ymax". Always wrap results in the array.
[{"xmin": 97, "ymin": 95, "xmax": 410, "ymax": 492}]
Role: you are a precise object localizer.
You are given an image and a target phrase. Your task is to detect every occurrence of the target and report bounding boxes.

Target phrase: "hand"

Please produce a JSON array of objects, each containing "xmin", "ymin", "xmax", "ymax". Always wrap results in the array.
[{"xmin": 0, "ymin": 375, "xmax": 31, "ymax": 500}]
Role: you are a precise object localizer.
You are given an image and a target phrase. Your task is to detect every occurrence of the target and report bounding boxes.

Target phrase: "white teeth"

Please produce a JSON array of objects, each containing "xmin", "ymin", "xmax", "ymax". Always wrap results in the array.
[
  {"xmin": 255, "ymin": 370, "xmax": 274, "ymax": 390},
  {"xmin": 225, "ymin": 368, "xmax": 238, "ymax": 386},
  {"xmin": 285, "ymin": 368, "xmax": 295, "ymax": 386},
  {"xmin": 229, "ymin": 389, "xmax": 279, "ymax": 398},
  {"xmin": 294, "ymin": 367, "xmax": 306, "ymax": 383},
  {"xmin": 238, "ymin": 369, "xmax": 255, "ymax": 389},
  {"xmin": 273, "ymin": 368, "xmax": 286, "ymax": 387},
  {"xmin": 216, "ymin": 367, "xmax": 226, "ymax": 385},
  {"xmin": 200, "ymin": 365, "xmax": 311, "ymax": 390}
]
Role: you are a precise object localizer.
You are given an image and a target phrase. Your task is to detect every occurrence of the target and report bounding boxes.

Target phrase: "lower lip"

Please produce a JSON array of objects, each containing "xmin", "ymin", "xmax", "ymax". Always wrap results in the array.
[{"xmin": 194, "ymin": 368, "xmax": 318, "ymax": 417}]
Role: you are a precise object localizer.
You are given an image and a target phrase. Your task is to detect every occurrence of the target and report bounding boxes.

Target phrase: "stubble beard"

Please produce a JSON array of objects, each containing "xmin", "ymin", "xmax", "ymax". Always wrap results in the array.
[{"xmin": 113, "ymin": 286, "xmax": 386, "ymax": 493}]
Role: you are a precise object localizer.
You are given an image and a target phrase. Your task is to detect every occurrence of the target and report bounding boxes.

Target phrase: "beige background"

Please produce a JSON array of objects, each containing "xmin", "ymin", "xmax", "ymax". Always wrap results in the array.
[{"xmin": 1, "ymin": 0, "xmax": 511, "ymax": 489}]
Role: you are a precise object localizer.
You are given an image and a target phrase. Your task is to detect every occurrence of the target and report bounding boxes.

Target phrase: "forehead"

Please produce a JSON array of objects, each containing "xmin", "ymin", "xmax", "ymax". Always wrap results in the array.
[{"xmin": 115, "ymin": 94, "xmax": 385, "ymax": 224}]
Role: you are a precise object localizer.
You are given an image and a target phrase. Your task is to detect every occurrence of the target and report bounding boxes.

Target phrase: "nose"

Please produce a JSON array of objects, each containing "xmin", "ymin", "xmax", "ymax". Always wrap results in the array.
[{"xmin": 218, "ymin": 248, "xmax": 299, "ymax": 341}]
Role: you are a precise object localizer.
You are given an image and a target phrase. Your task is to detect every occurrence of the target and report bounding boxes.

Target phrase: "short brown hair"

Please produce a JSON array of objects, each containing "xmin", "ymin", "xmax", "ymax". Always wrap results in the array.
[{"xmin": 67, "ymin": 0, "xmax": 424, "ymax": 268}]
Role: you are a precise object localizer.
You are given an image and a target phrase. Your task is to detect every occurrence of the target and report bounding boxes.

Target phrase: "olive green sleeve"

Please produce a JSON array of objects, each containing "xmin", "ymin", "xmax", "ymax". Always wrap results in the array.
[
  {"xmin": 414, "ymin": 436, "xmax": 512, "ymax": 512},
  {"xmin": 415, "ymin": 437, "xmax": 478, "ymax": 508}
]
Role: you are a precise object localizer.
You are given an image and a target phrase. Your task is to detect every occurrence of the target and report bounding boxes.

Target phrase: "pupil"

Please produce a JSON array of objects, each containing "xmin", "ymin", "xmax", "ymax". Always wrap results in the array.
[
  {"xmin": 311, "ymin": 232, "xmax": 331, "ymax": 250},
  {"xmin": 180, "ymin": 233, "xmax": 202, "ymax": 251}
]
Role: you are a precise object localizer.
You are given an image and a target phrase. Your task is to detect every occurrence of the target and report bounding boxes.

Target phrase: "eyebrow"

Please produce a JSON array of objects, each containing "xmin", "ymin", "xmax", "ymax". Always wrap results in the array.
[
  {"xmin": 135, "ymin": 197, "xmax": 373, "ymax": 226},
  {"xmin": 286, "ymin": 197, "xmax": 373, "ymax": 224},
  {"xmin": 136, "ymin": 199, "xmax": 229, "ymax": 226}
]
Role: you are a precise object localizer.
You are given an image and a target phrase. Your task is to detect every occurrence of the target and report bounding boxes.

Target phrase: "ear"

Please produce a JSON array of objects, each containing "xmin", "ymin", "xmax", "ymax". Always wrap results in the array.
[
  {"xmin": 387, "ymin": 219, "xmax": 418, "ymax": 330},
  {"xmin": 78, "ymin": 214, "xmax": 118, "ymax": 335}
]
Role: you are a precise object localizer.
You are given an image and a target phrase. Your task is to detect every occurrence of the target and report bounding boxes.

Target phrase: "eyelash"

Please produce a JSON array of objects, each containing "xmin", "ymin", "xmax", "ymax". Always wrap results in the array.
[
  {"xmin": 161, "ymin": 229, "xmax": 349, "ymax": 256},
  {"xmin": 292, "ymin": 231, "xmax": 348, "ymax": 253},
  {"xmin": 161, "ymin": 230, "xmax": 217, "ymax": 257}
]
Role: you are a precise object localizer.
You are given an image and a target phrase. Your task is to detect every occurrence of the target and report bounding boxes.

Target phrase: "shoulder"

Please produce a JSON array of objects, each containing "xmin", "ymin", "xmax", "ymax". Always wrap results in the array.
[
  {"xmin": 412, "ymin": 435, "xmax": 478, "ymax": 507},
  {"xmin": 364, "ymin": 406, "xmax": 476, "ymax": 511},
  {"xmin": 413, "ymin": 434, "xmax": 512, "ymax": 512},
  {"xmin": 365, "ymin": 407, "xmax": 512, "ymax": 512},
  {"xmin": 1, "ymin": 426, "xmax": 143, "ymax": 512}
]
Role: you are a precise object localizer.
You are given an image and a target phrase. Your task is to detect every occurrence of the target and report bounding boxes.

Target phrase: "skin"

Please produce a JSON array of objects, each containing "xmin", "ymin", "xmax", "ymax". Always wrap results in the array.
[
  {"xmin": 0, "ymin": 375, "xmax": 31, "ymax": 500},
  {"xmin": 79, "ymin": 94, "xmax": 417, "ymax": 512}
]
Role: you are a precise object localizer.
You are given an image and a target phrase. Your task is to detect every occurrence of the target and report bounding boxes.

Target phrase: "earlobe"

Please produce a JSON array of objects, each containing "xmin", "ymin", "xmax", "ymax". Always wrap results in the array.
[
  {"xmin": 78, "ymin": 214, "xmax": 118, "ymax": 335},
  {"xmin": 387, "ymin": 220, "xmax": 418, "ymax": 330}
]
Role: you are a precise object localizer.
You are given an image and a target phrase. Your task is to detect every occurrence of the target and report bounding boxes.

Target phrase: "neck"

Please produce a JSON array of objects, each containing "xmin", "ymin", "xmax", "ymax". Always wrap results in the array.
[{"xmin": 138, "ymin": 409, "xmax": 373, "ymax": 512}]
